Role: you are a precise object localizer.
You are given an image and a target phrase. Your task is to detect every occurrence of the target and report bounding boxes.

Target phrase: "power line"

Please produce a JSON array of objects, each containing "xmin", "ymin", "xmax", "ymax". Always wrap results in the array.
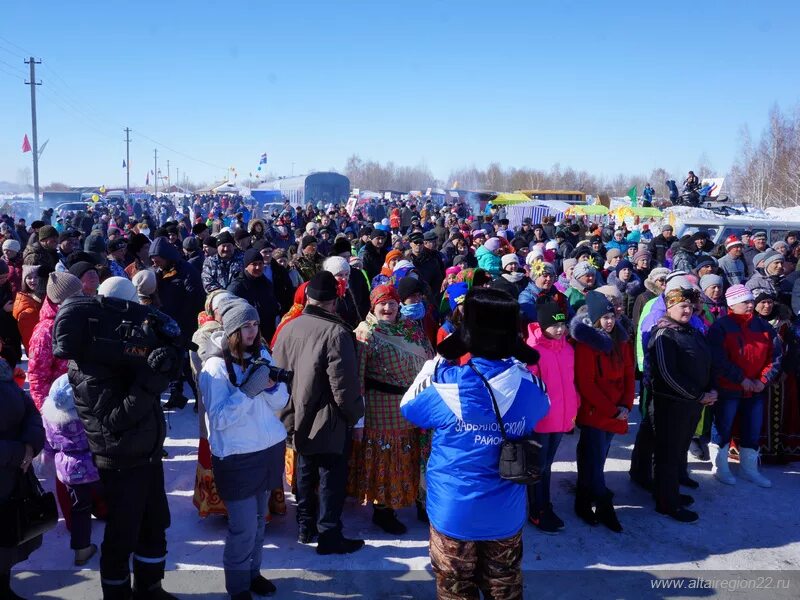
[
  {"xmin": 132, "ymin": 129, "xmax": 228, "ymax": 171},
  {"xmin": 0, "ymin": 57, "xmax": 26, "ymax": 75},
  {"xmin": 0, "ymin": 64, "xmax": 24, "ymax": 81},
  {"xmin": 0, "ymin": 35, "xmax": 33, "ymax": 58}
]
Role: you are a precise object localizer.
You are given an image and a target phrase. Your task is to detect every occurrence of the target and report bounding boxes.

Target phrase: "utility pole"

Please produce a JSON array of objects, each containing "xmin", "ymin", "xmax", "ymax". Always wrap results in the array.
[
  {"xmin": 166, "ymin": 159, "xmax": 170, "ymax": 190},
  {"xmin": 25, "ymin": 57, "xmax": 42, "ymax": 210},
  {"xmin": 124, "ymin": 127, "xmax": 131, "ymax": 197},
  {"xmin": 154, "ymin": 148, "xmax": 158, "ymax": 196}
]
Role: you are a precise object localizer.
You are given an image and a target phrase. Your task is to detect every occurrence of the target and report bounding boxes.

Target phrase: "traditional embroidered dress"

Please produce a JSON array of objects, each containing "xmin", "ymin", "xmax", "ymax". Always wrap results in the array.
[{"xmin": 348, "ymin": 312, "xmax": 433, "ymax": 507}]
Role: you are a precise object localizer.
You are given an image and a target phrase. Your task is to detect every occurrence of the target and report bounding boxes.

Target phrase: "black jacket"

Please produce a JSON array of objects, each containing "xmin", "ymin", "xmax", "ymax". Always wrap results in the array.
[
  {"xmin": 647, "ymin": 317, "xmax": 713, "ymax": 403},
  {"xmin": 647, "ymin": 234, "xmax": 674, "ymax": 267},
  {"xmin": 412, "ymin": 249, "xmax": 445, "ymax": 298},
  {"xmin": 267, "ymin": 259, "xmax": 296, "ymax": 315},
  {"xmin": 228, "ymin": 272, "xmax": 281, "ymax": 343},
  {"xmin": 69, "ymin": 360, "xmax": 169, "ymax": 470},
  {"xmin": 361, "ymin": 242, "xmax": 387, "ymax": 282},
  {"xmin": 156, "ymin": 260, "xmax": 205, "ymax": 339}
]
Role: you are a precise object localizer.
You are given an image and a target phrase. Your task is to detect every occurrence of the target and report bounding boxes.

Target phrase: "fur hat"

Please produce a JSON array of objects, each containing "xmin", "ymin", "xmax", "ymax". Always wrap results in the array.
[
  {"xmin": 46, "ymin": 272, "xmax": 83, "ymax": 304},
  {"xmin": 332, "ymin": 236, "xmax": 352, "ymax": 257},
  {"xmin": 647, "ymin": 267, "xmax": 670, "ymax": 282},
  {"xmin": 605, "ymin": 248, "xmax": 622, "ymax": 261}
]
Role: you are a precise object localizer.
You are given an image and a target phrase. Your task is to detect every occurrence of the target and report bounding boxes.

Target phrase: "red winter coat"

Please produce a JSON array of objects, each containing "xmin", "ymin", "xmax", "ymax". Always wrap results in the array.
[
  {"xmin": 570, "ymin": 314, "xmax": 635, "ymax": 434},
  {"xmin": 707, "ymin": 312, "xmax": 780, "ymax": 395},
  {"xmin": 27, "ymin": 298, "xmax": 68, "ymax": 410}
]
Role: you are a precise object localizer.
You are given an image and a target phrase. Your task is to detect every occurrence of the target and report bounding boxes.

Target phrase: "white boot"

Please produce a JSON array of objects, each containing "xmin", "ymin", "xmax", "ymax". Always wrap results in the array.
[
  {"xmin": 711, "ymin": 443, "xmax": 736, "ymax": 485},
  {"xmin": 739, "ymin": 448, "xmax": 772, "ymax": 488}
]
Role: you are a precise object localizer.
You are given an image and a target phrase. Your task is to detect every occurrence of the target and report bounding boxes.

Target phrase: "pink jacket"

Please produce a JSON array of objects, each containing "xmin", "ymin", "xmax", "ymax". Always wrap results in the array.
[
  {"xmin": 526, "ymin": 322, "xmax": 579, "ymax": 433},
  {"xmin": 27, "ymin": 298, "xmax": 68, "ymax": 410}
]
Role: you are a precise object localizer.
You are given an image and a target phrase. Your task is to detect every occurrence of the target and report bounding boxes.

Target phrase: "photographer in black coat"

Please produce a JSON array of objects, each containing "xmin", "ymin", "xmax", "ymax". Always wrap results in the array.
[{"xmin": 60, "ymin": 287, "xmax": 182, "ymax": 600}]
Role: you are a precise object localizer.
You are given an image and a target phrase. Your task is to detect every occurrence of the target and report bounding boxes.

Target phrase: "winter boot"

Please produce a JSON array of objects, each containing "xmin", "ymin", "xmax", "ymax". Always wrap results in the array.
[
  {"xmin": 74, "ymin": 543, "xmax": 97, "ymax": 566},
  {"xmin": 656, "ymin": 505, "xmax": 699, "ymax": 523},
  {"xmin": 372, "ymin": 505, "xmax": 407, "ymax": 535},
  {"xmin": 529, "ymin": 505, "xmax": 562, "ymax": 535},
  {"xmin": 162, "ymin": 392, "xmax": 188, "ymax": 410},
  {"xmin": 574, "ymin": 489, "xmax": 599, "ymax": 526},
  {"xmin": 268, "ymin": 488, "xmax": 287, "ymax": 516},
  {"xmin": 711, "ymin": 443, "xmax": 736, "ymax": 485},
  {"xmin": 739, "ymin": 448, "xmax": 772, "ymax": 488},
  {"xmin": 595, "ymin": 493, "xmax": 623, "ymax": 533},
  {"xmin": 132, "ymin": 558, "xmax": 175, "ymax": 599},
  {"xmin": 250, "ymin": 574, "xmax": 277, "ymax": 596}
]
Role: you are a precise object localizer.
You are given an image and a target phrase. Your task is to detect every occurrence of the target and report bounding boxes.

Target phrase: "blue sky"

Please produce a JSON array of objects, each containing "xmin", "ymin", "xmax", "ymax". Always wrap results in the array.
[{"xmin": 1, "ymin": 0, "xmax": 798, "ymax": 188}]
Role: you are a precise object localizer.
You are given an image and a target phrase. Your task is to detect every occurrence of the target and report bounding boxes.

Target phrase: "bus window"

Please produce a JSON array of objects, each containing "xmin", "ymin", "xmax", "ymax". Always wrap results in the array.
[{"xmin": 770, "ymin": 229, "xmax": 788, "ymax": 245}]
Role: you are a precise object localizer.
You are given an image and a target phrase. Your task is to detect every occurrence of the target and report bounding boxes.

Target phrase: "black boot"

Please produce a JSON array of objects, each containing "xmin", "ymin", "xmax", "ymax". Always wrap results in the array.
[
  {"xmin": 250, "ymin": 574, "xmax": 276, "ymax": 596},
  {"xmin": 162, "ymin": 392, "xmax": 188, "ymax": 410},
  {"xmin": 372, "ymin": 505, "xmax": 407, "ymax": 535},
  {"xmin": 415, "ymin": 499, "xmax": 429, "ymax": 523},
  {"xmin": 132, "ymin": 558, "xmax": 175, "ymax": 599},
  {"xmin": 595, "ymin": 493, "xmax": 623, "ymax": 533},
  {"xmin": 574, "ymin": 488, "xmax": 599, "ymax": 526}
]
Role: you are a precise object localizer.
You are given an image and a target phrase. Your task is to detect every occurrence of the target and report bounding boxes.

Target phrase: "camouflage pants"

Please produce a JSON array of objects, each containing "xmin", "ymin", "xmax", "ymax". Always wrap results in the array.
[{"xmin": 429, "ymin": 526, "xmax": 523, "ymax": 600}]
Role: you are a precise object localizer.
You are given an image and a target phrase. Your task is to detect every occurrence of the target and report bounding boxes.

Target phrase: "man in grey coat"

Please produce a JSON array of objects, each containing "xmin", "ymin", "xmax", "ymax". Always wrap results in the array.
[{"xmin": 272, "ymin": 271, "xmax": 365, "ymax": 555}]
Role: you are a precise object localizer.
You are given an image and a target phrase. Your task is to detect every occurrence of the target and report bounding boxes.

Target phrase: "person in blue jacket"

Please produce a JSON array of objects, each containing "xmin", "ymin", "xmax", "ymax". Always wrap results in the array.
[{"xmin": 401, "ymin": 287, "xmax": 549, "ymax": 600}]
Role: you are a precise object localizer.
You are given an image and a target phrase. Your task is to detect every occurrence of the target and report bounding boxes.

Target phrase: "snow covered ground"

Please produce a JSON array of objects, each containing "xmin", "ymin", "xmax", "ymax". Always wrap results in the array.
[{"xmin": 12, "ymin": 393, "xmax": 800, "ymax": 599}]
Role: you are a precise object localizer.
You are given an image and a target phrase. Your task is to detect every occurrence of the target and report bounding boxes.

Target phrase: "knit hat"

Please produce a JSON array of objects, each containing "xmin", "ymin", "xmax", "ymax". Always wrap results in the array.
[
  {"xmin": 751, "ymin": 251, "xmax": 768, "ymax": 269},
  {"xmin": 243, "ymin": 247, "xmax": 263, "ymax": 267},
  {"xmin": 331, "ymin": 236, "xmax": 352, "ymax": 257},
  {"xmin": 605, "ymin": 248, "xmax": 622, "ymax": 261},
  {"xmin": 545, "ymin": 240, "xmax": 559, "ymax": 251},
  {"xmin": 397, "ymin": 276, "xmax": 424, "ymax": 302},
  {"xmin": 192, "ymin": 223, "xmax": 208, "ymax": 235},
  {"xmin": 725, "ymin": 284, "xmax": 754, "ymax": 307},
  {"xmin": 306, "ymin": 271, "xmax": 338, "ymax": 302},
  {"xmin": 752, "ymin": 288, "xmax": 775, "ymax": 305},
  {"xmin": 182, "ymin": 236, "xmax": 199, "ymax": 252},
  {"xmin": 585, "ymin": 290, "xmax": 616, "ymax": 324},
  {"xmin": 445, "ymin": 265, "xmax": 462, "ymax": 276},
  {"xmin": 699, "ymin": 273, "xmax": 723, "ymax": 291},
  {"xmin": 595, "ymin": 284, "xmax": 623, "ymax": 301},
  {"xmin": 128, "ymin": 233, "xmax": 151, "ymax": 254},
  {"xmin": 208, "ymin": 290, "xmax": 236, "ymax": 314},
  {"xmin": 501, "ymin": 253, "xmax": 519, "ymax": 270},
  {"xmin": 572, "ymin": 261, "xmax": 596, "ymax": 281},
  {"xmin": 665, "ymin": 275, "xmax": 691, "ymax": 293},
  {"xmin": 46, "ymin": 272, "xmax": 83, "ymax": 304},
  {"xmin": 84, "ymin": 234, "xmax": 106, "ymax": 254},
  {"xmin": 38, "ymin": 225, "xmax": 58, "ymax": 241},
  {"xmin": 21, "ymin": 264, "xmax": 39, "ymax": 281},
  {"xmin": 562, "ymin": 257, "xmax": 577, "ymax": 273},
  {"xmin": 132, "ymin": 269, "xmax": 157, "ymax": 296},
  {"xmin": 615, "ymin": 259, "xmax": 633, "ymax": 275},
  {"xmin": 472, "ymin": 229, "xmax": 486, "ymax": 239},
  {"xmin": 234, "ymin": 229, "xmax": 250, "ymax": 241},
  {"xmin": 2, "ymin": 239, "xmax": 20, "ymax": 253},
  {"xmin": 483, "ymin": 237, "xmax": 502, "ymax": 252},
  {"xmin": 384, "ymin": 249, "xmax": 403, "ymax": 267},
  {"xmin": 323, "ymin": 255, "xmax": 350, "ymax": 277},
  {"xmin": 370, "ymin": 284, "xmax": 400, "ymax": 308},
  {"xmin": 221, "ymin": 300, "xmax": 259, "ymax": 337},
  {"xmin": 633, "ymin": 249, "xmax": 651, "ymax": 264},
  {"xmin": 536, "ymin": 301, "xmax": 567, "ymax": 330},
  {"xmin": 300, "ymin": 235, "xmax": 317, "ymax": 250},
  {"xmin": 762, "ymin": 249, "xmax": 784, "ymax": 270},
  {"xmin": 446, "ymin": 282, "xmax": 469, "ymax": 312},
  {"xmin": 68, "ymin": 261, "xmax": 97, "ymax": 280},
  {"xmin": 694, "ymin": 255, "xmax": 717, "ymax": 272},
  {"xmin": 216, "ymin": 231, "xmax": 234, "ymax": 245},
  {"xmin": 647, "ymin": 267, "xmax": 670, "ymax": 282},
  {"xmin": 725, "ymin": 235, "xmax": 743, "ymax": 250},
  {"xmin": 393, "ymin": 259, "xmax": 413, "ymax": 272},
  {"xmin": 98, "ymin": 277, "xmax": 139, "ymax": 303},
  {"xmin": 149, "ymin": 237, "xmax": 181, "ymax": 263},
  {"xmin": 107, "ymin": 237, "xmax": 128, "ymax": 253}
]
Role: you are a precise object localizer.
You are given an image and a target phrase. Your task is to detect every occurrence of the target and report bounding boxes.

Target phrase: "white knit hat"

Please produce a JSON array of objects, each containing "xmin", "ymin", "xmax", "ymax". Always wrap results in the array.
[
  {"xmin": 501, "ymin": 253, "xmax": 519, "ymax": 270},
  {"xmin": 2, "ymin": 239, "xmax": 20, "ymax": 253},
  {"xmin": 98, "ymin": 276, "xmax": 139, "ymax": 303},
  {"xmin": 323, "ymin": 255, "xmax": 350, "ymax": 277}
]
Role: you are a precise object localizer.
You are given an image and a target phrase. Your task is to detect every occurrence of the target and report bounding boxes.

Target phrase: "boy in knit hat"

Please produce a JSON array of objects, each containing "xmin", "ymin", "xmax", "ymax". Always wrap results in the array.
[{"xmin": 565, "ymin": 261, "xmax": 597, "ymax": 311}]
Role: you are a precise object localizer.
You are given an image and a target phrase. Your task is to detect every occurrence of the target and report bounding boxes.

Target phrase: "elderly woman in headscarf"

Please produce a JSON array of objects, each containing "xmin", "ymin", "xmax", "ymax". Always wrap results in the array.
[
  {"xmin": 349, "ymin": 284, "xmax": 434, "ymax": 535},
  {"xmin": 323, "ymin": 256, "xmax": 363, "ymax": 329}
]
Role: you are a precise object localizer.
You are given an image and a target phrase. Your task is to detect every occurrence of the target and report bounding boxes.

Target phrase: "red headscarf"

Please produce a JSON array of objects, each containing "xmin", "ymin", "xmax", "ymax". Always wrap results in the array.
[
  {"xmin": 370, "ymin": 284, "xmax": 400, "ymax": 308},
  {"xmin": 270, "ymin": 282, "xmax": 310, "ymax": 348}
]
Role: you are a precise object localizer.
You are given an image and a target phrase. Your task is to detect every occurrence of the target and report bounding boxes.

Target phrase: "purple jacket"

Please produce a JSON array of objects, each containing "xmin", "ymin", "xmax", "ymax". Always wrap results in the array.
[{"xmin": 41, "ymin": 374, "xmax": 98, "ymax": 486}]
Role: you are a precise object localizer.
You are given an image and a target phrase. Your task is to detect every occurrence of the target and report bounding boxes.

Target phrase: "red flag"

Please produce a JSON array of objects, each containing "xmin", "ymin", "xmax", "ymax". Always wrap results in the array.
[{"xmin": 22, "ymin": 134, "xmax": 31, "ymax": 153}]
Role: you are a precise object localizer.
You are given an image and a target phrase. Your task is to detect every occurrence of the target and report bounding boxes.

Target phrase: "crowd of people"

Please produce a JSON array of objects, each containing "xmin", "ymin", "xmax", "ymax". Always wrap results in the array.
[{"xmin": 1, "ymin": 190, "xmax": 799, "ymax": 599}]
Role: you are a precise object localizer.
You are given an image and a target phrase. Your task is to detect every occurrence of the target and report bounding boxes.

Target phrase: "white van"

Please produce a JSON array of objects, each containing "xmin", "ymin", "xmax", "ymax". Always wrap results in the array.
[{"xmin": 674, "ymin": 216, "xmax": 800, "ymax": 246}]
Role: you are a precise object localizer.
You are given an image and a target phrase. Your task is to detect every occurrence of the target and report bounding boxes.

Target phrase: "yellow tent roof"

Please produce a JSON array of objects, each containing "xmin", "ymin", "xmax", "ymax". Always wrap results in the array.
[
  {"xmin": 612, "ymin": 206, "xmax": 663, "ymax": 219},
  {"xmin": 491, "ymin": 192, "xmax": 532, "ymax": 205},
  {"xmin": 565, "ymin": 204, "xmax": 608, "ymax": 216}
]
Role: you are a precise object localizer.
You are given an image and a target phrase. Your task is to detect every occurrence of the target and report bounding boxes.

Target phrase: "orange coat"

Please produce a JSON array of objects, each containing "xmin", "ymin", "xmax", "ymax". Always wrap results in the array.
[{"xmin": 12, "ymin": 291, "xmax": 42, "ymax": 355}]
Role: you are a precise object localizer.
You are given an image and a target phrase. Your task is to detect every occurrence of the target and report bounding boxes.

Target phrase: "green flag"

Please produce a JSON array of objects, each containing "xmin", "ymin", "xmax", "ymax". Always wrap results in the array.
[{"xmin": 627, "ymin": 185, "xmax": 638, "ymax": 207}]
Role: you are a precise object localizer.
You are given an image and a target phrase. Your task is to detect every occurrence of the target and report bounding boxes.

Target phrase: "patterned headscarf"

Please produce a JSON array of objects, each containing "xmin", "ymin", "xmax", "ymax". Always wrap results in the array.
[{"xmin": 370, "ymin": 284, "xmax": 400, "ymax": 308}]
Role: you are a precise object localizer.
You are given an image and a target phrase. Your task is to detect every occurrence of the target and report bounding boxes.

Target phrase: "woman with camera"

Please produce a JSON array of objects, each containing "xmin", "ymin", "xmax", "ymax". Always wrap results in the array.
[
  {"xmin": 199, "ymin": 299, "xmax": 289, "ymax": 600},
  {"xmin": 401, "ymin": 288, "xmax": 548, "ymax": 600}
]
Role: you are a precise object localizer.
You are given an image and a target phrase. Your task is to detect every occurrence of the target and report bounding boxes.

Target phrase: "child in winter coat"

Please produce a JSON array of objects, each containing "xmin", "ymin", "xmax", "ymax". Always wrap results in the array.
[
  {"xmin": 571, "ymin": 290, "xmax": 635, "ymax": 533},
  {"xmin": 11, "ymin": 264, "xmax": 42, "ymax": 355},
  {"xmin": 41, "ymin": 374, "xmax": 99, "ymax": 566},
  {"xmin": 525, "ymin": 302, "xmax": 579, "ymax": 534}
]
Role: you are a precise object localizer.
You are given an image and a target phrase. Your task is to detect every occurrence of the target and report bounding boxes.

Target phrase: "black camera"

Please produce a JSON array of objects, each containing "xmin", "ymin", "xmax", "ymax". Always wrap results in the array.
[{"xmin": 252, "ymin": 358, "xmax": 293, "ymax": 384}]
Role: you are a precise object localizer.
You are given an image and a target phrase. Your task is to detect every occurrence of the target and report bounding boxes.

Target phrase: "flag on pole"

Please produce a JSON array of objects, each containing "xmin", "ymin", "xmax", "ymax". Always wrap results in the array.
[
  {"xmin": 259, "ymin": 153, "xmax": 267, "ymax": 165},
  {"xmin": 146, "ymin": 172, "xmax": 150, "ymax": 186},
  {"xmin": 22, "ymin": 134, "xmax": 31, "ymax": 153},
  {"xmin": 627, "ymin": 185, "xmax": 638, "ymax": 207},
  {"xmin": 122, "ymin": 160, "xmax": 126, "ymax": 168}
]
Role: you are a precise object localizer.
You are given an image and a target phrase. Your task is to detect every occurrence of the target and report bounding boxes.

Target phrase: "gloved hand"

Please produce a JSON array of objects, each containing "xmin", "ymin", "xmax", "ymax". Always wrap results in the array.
[
  {"xmin": 240, "ymin": 364, "xmax": 275, "ymax": 398},
  {"xmin": 147, "ymin": 346, "xmax": 180, "ymax": 375}
]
